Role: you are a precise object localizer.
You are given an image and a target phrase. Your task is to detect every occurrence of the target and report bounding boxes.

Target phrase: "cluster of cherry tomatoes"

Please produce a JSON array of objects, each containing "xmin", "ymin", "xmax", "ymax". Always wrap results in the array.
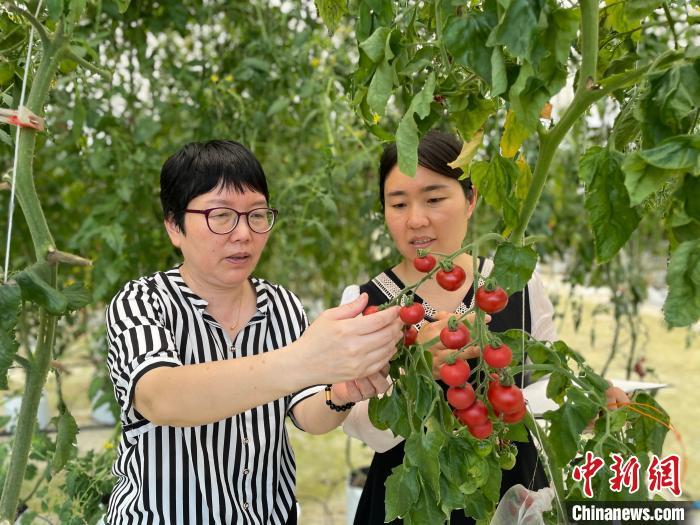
[{"xmin": 365, "ymin": 254, "xmax": 528, "ymax": 441}]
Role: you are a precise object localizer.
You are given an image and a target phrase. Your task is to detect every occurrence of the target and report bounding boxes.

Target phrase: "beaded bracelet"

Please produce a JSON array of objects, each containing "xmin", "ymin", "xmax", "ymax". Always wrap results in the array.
[{"xmin": 324, "ymin": 385, "xmax": 355, "ymax": 412}]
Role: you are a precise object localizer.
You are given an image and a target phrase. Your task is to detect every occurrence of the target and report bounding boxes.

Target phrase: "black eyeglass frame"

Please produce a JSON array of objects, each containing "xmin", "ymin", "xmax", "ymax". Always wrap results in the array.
[{"xmin": 184, "ymin": 207, "xmax": 279, "ymax": 234}]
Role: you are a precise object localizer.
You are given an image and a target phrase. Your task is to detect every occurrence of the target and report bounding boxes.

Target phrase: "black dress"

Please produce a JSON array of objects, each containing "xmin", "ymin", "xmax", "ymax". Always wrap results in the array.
[{"xmin": 353, "ymin": 261, "xmax": 549, "ymax": 525}]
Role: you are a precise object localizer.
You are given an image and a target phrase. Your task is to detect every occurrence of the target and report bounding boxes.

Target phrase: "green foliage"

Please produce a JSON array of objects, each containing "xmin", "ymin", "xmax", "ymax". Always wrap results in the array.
[
  {"xmin": 491, "ymin": 242, "xmax": 538, "ymax": 293},
  {"xmin": 0, "ymin": 282, "xmax": 21, "ymax": 390}
]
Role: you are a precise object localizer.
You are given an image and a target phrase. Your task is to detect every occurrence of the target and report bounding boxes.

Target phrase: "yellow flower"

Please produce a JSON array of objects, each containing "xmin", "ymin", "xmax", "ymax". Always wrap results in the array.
[
  {"xmin": 310, "ymin": 57, "xmax": 321, "ymax": 67},
  {"xmin": 104, "ymin": 441, "xmax": 114, "ymax": 450},
  {"xmin": 372, "ymin": 112, "xmax": 381, "ymax": 125},
  {"xmin": 224, "ymin": 74, "xmax": 234, "ymax": 83},
  {"xmin": 210, "ymin": 74, "xmax": 219, "ymax": 83}
]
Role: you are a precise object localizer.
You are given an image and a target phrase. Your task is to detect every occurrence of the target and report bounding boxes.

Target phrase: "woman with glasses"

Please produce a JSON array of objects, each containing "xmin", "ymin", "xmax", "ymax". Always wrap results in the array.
[{"xmin": 105, "ymin": 140, "xmax": 403, "ymax": 525}]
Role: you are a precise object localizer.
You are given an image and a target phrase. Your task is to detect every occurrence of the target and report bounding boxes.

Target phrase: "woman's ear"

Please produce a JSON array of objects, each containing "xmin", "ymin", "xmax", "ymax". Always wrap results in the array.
[
  {"xmin": 466, "ymin": 188, "xmax": 478, "ymax": 219},
  {"xmin": 164, "ymin": 216, "xmax": 183, "ymax": 248}
]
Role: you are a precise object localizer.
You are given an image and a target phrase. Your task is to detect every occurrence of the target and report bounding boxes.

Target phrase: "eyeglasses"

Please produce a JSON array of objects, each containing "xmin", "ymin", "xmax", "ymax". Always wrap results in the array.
[{"xmin": 185, "ymin": 207, "xmax": 279, "ymax": 234}]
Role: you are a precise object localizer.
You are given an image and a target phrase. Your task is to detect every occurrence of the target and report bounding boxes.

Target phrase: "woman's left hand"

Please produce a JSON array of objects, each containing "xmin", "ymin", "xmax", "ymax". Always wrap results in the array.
[
  {"xmin": 605, "ymin": 384, "xmax": 630, "ymax": 409},
  {"xmin": 331, "ymin": 365, "xmax": 391, "ymax": 404}
]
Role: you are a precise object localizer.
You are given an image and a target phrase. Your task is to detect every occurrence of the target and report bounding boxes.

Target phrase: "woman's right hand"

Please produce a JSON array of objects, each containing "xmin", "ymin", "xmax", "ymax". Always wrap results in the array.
[
  {"xmin": 418, "ymin": 311, "xmax": 487, "ymax": 379},
  {"xmin": 298, "ymin": 293, "xmax": 403, "ymax": 385}
]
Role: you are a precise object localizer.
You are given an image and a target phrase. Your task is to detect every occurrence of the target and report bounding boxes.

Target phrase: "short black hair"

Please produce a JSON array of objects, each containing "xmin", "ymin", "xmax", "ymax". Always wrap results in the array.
[
  {"xmin": 160, "ymin": 140, "xmax": 270, "ymax": 232},
  {"xmin": 378, "ymin": 130, "xmax": 473, "ymax": 209}
]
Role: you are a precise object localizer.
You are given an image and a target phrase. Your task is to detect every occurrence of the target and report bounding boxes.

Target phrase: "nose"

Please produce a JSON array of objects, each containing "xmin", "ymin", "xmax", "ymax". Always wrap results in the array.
[
  {"xmin": 406, "ymin": 204, "xmax": 429, "ymax": 229},
  {"xmin": 227, "ymin": 217, "xmax": 253, "ymax": 243}
]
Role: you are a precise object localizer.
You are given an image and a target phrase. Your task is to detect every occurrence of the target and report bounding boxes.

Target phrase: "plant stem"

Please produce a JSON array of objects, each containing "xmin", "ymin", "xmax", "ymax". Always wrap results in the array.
[
  {"xmin": 0, "ymin": 279, "xmax": 57, "ymax": 519},
  {"xmin": 0, "ymin": 21, "xmax": 67, "ymax": 521}
]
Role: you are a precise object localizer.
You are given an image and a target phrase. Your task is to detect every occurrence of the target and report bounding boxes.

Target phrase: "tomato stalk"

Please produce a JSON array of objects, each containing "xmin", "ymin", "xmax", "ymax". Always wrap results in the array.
[{"xmin": 0, "ymin": 16, "xmax": 82, "ymax": 520}]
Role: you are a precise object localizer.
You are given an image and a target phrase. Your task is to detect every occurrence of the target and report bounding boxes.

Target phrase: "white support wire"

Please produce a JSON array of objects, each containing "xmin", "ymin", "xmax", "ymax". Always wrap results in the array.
[{"xmin": 3, "ymin": 0, "xmax": 45, "ymax": 283}]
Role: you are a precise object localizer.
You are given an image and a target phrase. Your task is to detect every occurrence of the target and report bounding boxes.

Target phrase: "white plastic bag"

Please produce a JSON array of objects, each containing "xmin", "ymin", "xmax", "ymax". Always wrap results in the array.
[{"xmin": 490, "ymin": 484, "xmax": 556, "ymax": 525}]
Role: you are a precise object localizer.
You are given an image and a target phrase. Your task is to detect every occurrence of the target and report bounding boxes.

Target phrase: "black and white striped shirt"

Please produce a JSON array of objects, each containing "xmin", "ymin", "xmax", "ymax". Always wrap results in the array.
[{"xmin": 105, "ymin": 267, "xmax": 322, "ymax": 524}]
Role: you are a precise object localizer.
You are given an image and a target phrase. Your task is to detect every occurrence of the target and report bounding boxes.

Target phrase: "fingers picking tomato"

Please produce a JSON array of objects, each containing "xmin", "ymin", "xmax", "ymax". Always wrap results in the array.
[
  {"xmin": 399, "ymin": 303, "xmax": 425, "ymax": 324},
  {"xmin": 475, "ymin": 286, "xmax": 509, "ymax": 314},
  {"xmin": 438, "ymin": 360, "xmax": 470, "ymax": 387},
  {"xmin": 436, "ymin": 265, "xmax": 466, "ymax": 291}
]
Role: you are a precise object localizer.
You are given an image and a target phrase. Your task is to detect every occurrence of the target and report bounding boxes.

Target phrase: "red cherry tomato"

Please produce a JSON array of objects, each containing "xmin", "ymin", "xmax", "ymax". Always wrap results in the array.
[
  {"xmin": 501, "ymin": 403, "xmax": 527, "ymax": 423},
  {"xmin": 363, "ymin": 305, "xmax": 379, "ymax": 316},
  {"xmin": 446, "ymin": 384, "xmax": 476, "ymax": 410},
  {"xmin": 483, "ymin": 343, "xmax": 513, "ymax": 368},
  {"xmin": 475, "ymin": 286, "xmax": 509, "ymax": 314},
  {"xmin": 438, "ymin": 360, "xmax": 470, "ymax": 387},
  {"xmin": 436, "ymin": 265, "xmax": 466, "ymax": 291},
  {"xmin": 413, "ymin": 254, "xmax": 437, "ymax": 273},
  {"xmin": 399, "ymin": 303, "xmax": 425, "ymax": 324},
  {"xmin": 439, "ymin": 323, "xmax": 470, "ymax": 349},
  {"xmin": 468, "ymin": 419, "xmax": 493, "ymax": 440},
  {"xmin": 456, "ymin": 400, "xmax": 489, "ymax": 427},
  {"xmin": 403, "ymin": 325, "xmax": 418, "ymax": 346},
  {"xmin": 487, "ymin": 381, "xmax": 524, "ymax": 415}
]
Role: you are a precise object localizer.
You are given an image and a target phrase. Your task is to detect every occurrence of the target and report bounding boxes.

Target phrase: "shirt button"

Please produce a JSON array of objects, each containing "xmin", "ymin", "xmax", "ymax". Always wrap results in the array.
[
  {"xmin": 243, "ymin": 502, "xmax": 249, "ymax": 509},
  {"xmin": 243, "ymin": 468, "xmax": 249, "ymax": 475},
  {"xmin": 243, "ymin": 437, "xmax": 249, "ymax": 444}
]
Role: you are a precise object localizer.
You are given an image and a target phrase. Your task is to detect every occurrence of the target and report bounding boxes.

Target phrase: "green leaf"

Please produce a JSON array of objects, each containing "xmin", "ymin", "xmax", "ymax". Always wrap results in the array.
[
  {"xmin": 62, "ymin": 282, "xmax": 91, "ymax": 312},
  {"xmin": 444, "ymin": 9, "xmax": 498, "ymax": 82},
  {"xmin": 0, "ymin": 128, "xmax": 13, "ymax": 147},
  {"xmin": 385, "ymin": 465, "xmax": 421, "ymax": 521},
  {"xmin": 266, "ymin": 97, "xmax": 289, "ymax": 117},
  {"xmin": 627, "ymin": 392, "xmax": 669, "ymax": 457},
  {"xmin": 500, "ymin": 110, "xmax": 530, "ymax": 158},
  {"xmin": 683, "ymin": 175, "xmax": 700, "ymax": 222},
  {"xmin": 663, "ymin": 239, "xmax": 700, "ymax": 327},
  {"xmin": 545, "ymin": 371, "xmax": 569, "ymax": 404},
  {"xmin": 116, "ymin": 0, "xmax": 131, "ymax": 13},
  {"xmin": 543, "ymin": 387, "xmax": 598, "ymax": 469},
  {"xmin": 480, "ymin": 454, "xmax": 501, "ymax": 502},
  {"xmin": 470, "ymin": 155, "xmax": 520, "ymax": 231},
  {"xmin": 580, "ymin": 147, "xmax": 641, "ymax": 263},
  {"xmin": 486, "ymin": 0, "xmax": 539, "ymax": 59},
  {"xmin": 14, "ymin": 264, "xmax": 68, "ymax": 315},
  {"xmin": 491, "ymin": 242, "xmax": 538, "ymax": 294},
  {"xmin": 623, "ymin": 135, "xmax": 700, "ymax": 205},
  {"xmin": 314, "ymin": 0, "xmax": 347, "ymax": 34},
  {"xmin": 367, "ymin": 60, "xmax": 394, "ymax": 116},
  {"xmin": 404, "ymin": 430, "xmax": 445, "ymax": 496},
  {"xmin": 359, "ymin": 27, "xmax": 391, "ymax": 63},
  {"xmin": 396, "ymin": 73, "xmax": 436, "ymax": 176},
  {"xmin": 490, "ymin": 47, "xmax": 507, "ymax": 97},
  {"xmin": 47, "ymin": 0, "xmax": 64, "ymax": 21},
  {"xmin": 450, "ymin": 95, "xmax": 496, "ymax": 139},
  {"xmin": 604, "ymin": 0, "xmax": 662, "ymax": 33},
  {"xmin": 0, "ymin": 282, "xmax": 21, "ymax": 390},
  {"xmin": 52, "ymin": 408, "xmax": 79, "ymax": 472}
]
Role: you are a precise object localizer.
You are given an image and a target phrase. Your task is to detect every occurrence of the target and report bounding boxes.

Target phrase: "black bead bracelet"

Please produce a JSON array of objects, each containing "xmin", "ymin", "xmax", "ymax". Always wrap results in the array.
[{"xmin": 324, "ymin": 385, "xmax": 355, "ymax": 412}]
